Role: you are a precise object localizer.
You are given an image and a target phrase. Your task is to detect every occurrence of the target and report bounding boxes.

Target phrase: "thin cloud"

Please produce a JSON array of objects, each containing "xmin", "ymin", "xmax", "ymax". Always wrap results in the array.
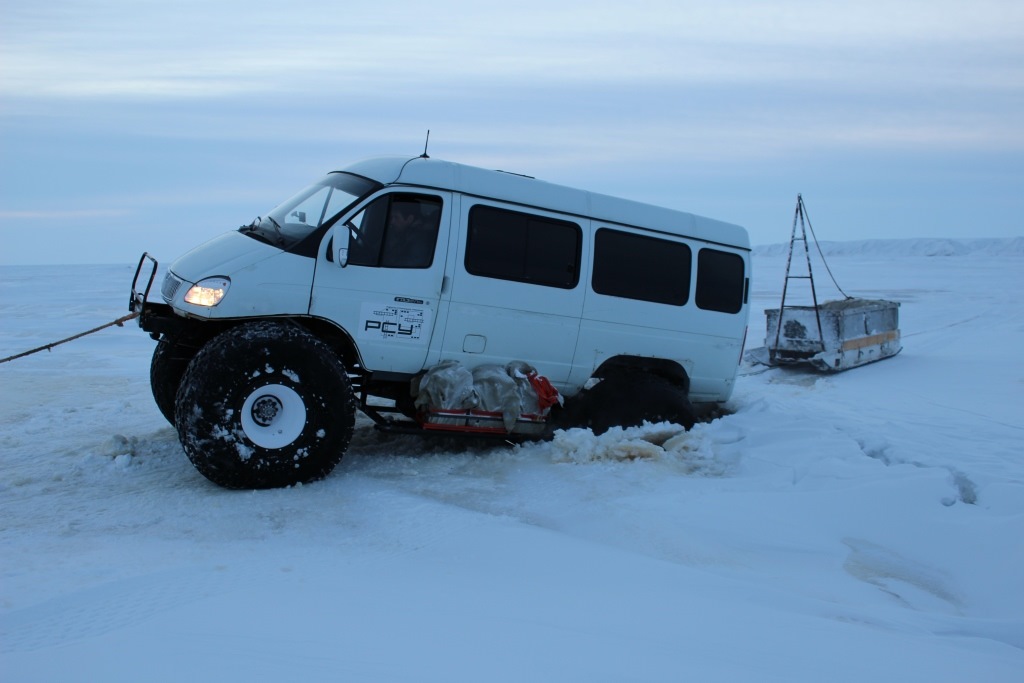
[
  {"xmin": 2, "ymin": 1, "xmax": 1021, "ymax": 100},
  {"xmin": 0, "ymin": 209, "xmax": 130, "ymax": 220}
]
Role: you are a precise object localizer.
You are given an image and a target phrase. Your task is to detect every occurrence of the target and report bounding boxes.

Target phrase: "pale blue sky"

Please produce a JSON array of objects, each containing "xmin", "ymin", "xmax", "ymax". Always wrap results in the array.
[{"xmin": 1, "ymin": 0, "xmax": 1021, "ymax": 264}]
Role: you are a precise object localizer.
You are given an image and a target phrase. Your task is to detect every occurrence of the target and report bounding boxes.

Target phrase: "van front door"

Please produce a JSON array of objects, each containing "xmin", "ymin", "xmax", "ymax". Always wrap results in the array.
[{"xmin": 310, "ymin": 190, "xmax": 453, "ymax": 373}]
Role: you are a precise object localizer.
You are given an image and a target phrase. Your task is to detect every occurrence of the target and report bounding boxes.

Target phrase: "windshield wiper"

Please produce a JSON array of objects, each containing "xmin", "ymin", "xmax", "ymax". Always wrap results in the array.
[
  {"xmin": 263, "ymin": 215, "xmax": 289, "ymax": 246},
  {"xmin": 265, "ymin": 215, "xmax": 282, "ymax": 234},
  {"xmin": 238, "ymin": 216, "xmax": 285, "ymax": 245},
  {"xmin": 236, "ymin": 217, "xmax": 279, "ymax": 247}
]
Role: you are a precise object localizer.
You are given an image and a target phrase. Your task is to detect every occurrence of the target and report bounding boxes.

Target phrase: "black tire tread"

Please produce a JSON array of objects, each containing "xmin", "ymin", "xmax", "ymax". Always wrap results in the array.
[
  {"xmin": 174, "ymin": 321, "xmax": 355, "ymax": 489},
  {"xmin": 556, "ymin": 369, "xmax": 696, "ymax": 435},
  {"xmin": 150, "ymin": 335, "xmax": 201, "ymax": 425}
]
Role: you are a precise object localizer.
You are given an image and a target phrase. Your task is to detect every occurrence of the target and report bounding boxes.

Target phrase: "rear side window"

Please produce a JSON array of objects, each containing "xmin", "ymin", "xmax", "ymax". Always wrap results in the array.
[
  {"xmin": 696, "ymin": 248, "xmax": 746, "ymax": 313},
  {"xmin": 592, "ymin": 228, "xmax": 692, "ymax": 305},
  {"xmin": 465, "ymin": 205, "xmax": 581, "ymax": 289}
]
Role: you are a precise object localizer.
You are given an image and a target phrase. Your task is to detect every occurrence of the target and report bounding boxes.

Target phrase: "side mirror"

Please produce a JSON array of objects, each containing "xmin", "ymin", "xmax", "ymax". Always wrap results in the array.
[
  {"xmin": 334, "ymin": 220, "xmax": 359, "ymax": 267},
  {"xmin": 326, "ymin": 225, "xmax": 352, "ymax": 267}
]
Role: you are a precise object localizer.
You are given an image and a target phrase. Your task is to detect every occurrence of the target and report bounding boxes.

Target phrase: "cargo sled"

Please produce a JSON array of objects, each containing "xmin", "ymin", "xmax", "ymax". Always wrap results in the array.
[
  {"xmin": 762, "ymin": 194, "xmax": 901, "ymax": 372},
  {"xmin": 765, "ymin": 298, "xmax": 901, "ymax": 372}
]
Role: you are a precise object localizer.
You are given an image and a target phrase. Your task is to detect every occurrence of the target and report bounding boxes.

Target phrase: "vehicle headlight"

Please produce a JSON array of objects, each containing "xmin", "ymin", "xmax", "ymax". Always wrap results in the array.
[{"xmin": 183, "ymin": 277, "xmax": 230, "ymax": 307}]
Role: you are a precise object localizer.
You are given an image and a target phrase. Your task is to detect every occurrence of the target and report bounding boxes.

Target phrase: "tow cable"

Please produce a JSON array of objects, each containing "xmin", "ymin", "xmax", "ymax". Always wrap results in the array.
[{"xmin": 0, "ymin": 312, "xmax": 140, "ymax": 364}]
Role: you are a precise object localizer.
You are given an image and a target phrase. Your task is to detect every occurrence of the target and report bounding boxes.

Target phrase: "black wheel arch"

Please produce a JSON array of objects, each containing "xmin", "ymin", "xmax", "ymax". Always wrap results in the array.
[
  {"xmin": 297, "ymin": 316, "xmax": 363, "ymax": 371},
  {"xmin": 148, "ymin": 312, "xmax": 363, "ymax": 371},
  {"xmin": 147, "ymin": 311, "xmax": 366, "ymax": 425},
  {"xmin": 592, "ymin": 355, "xmax": 691, "ymax": 395}
]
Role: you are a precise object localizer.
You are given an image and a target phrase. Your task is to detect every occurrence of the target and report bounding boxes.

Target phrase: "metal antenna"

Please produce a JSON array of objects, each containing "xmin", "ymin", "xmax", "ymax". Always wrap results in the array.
[{"xmin": 420, "ymin": 130, "xmax": 430, "ymax": 158}]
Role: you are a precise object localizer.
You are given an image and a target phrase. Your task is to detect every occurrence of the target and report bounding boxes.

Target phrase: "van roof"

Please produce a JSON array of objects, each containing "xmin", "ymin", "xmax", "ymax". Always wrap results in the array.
[{"xmin": 337, "ymin": 156, "xmax": 750, "ymax": 250}]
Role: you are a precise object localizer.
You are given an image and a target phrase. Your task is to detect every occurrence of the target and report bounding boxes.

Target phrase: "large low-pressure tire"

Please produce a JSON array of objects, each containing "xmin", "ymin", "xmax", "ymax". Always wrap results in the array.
[
  {"xmin": 556, "ymin": 369, "xmax": 696, "ymax": 435},
  {"xmin": 150, "ymin": 335, "xmax": 201, "ymax": 425},
  {"xmin": 174, "ymin": 321, "xmax": 356, "ymax": 489}
]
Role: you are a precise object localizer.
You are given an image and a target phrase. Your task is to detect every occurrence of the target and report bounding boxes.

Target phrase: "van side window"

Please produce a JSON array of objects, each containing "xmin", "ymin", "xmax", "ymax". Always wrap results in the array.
[
  {"xmin": 465, "ymin": 205, "xmax": 581, "ymax": 289},
  {"xmin": 696, "ymin": 248, "xmax": 745, "ymax": 313},
  {"xmin": 592, "ymin": 228, "xmax": 692, "ymax": 305},
  {"xmin": 347, "ymin": 193, "xmax": 442, "ymax": 269}
]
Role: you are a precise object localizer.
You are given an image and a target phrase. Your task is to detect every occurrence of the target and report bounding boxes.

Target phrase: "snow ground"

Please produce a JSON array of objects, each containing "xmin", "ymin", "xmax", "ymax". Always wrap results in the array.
[{"xmin": 1, "ymin": 239, "xmax": 1022, "ymax": 682}]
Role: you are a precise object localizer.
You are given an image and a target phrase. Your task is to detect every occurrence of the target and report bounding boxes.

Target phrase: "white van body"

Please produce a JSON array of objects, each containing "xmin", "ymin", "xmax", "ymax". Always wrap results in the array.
[
  {"xmin": 163, "ymin": 156, "xmax": 750, "ymax": 400},
  {"xmin": 135, "ymin": 155, "xmax": 751, "ymax": 488}
]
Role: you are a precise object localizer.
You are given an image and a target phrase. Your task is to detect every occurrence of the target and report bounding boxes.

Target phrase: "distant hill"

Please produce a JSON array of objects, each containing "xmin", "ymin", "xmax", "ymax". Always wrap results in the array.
[{"xmin": 753, "ymin": 237, "xmax": 1024, "ymax": 257}]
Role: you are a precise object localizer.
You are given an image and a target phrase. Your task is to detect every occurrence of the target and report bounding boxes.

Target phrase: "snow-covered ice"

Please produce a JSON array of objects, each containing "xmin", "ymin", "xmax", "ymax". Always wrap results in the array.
[{"xmin": 1, "ymin": 239, "xmax": 1022, "ymax": 681}]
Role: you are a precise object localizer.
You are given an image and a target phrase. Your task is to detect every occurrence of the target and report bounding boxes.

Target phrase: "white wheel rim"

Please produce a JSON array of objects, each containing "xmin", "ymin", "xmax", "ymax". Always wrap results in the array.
[{"xmin": 240, "ymin": 384, "xmax": 307, "ymax": 449}]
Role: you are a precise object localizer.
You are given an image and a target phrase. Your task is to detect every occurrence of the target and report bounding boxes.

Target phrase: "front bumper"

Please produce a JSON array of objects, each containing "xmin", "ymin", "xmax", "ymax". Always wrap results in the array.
[{"xmin": 130, "ymin": 252, "xmax": 184, "ymax": 339}]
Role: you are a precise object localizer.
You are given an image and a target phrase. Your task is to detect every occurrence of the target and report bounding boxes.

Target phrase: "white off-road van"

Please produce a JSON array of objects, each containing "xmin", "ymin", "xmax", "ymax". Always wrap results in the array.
[{"xmin": 131, "ymin": 155, "xmax": 751, "ymax": 489}]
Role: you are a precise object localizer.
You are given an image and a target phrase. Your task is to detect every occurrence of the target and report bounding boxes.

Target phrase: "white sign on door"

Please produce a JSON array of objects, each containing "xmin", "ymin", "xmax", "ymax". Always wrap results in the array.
[{"xmin": 358, "ymin": 302, "xmax": 430, "ymax": 343}]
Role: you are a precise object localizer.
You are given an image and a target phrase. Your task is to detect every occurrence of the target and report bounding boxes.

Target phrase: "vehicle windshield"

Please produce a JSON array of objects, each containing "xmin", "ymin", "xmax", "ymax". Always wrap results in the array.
[{"xmin": 239, "ymin": 172, "xmax": 381, "ymax": 251}]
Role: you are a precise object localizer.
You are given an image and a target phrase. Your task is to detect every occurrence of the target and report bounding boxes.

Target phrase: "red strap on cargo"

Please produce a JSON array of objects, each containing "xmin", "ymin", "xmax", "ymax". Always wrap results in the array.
[{"xmin": 527, "ymin": 373, "xmax": 561, "ymax": 410}]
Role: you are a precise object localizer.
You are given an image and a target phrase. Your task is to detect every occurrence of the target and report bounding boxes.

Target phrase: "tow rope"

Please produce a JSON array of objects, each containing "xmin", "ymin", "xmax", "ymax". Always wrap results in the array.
[{"xmin": 0, "ymin": 312, "xmax": 140, "ymax": 364}]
